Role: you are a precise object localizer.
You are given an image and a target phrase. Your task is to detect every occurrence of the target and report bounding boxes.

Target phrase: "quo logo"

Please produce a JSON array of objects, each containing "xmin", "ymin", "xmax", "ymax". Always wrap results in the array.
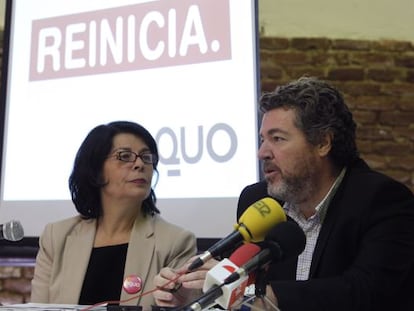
[{"xmin": 155, "ymin": 123, "xmax": 237, "ymax": 176}]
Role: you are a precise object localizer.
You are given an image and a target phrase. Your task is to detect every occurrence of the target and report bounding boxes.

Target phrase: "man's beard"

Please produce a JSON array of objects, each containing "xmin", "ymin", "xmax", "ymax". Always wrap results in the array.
[{"xmin": 266, "ymin": 166, "xmax": 315, "ymax": 205}]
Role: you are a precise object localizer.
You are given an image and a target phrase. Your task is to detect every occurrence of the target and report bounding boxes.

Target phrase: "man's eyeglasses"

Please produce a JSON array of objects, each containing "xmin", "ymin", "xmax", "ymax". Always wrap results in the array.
[{"xmin": 114, "ymin": 150, "xmax": 157, "ymax": 165}]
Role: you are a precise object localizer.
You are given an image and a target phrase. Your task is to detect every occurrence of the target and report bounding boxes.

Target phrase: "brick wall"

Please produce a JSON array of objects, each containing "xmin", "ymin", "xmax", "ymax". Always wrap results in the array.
[
  {"xmin": 260, "ymin": 37, "xmax": 414, "ymax": 193},
  {"xmin": 0, "ymin": 36, "xmax": 413, "ymax": 303},
  {"xmin": 0, "ymin": 266, "xmax": 33, "ymax": 304}
]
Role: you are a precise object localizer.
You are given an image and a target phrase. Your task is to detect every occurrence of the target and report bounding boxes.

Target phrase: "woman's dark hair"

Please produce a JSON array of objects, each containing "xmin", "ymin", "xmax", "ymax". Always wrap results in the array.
[
  {"xmin": 259, "ymin": 76, "xmax": 359, "ymax": 168},
  {"xmin": 69, "ymin": 121, "xmax": 160, "ymax": 218}
]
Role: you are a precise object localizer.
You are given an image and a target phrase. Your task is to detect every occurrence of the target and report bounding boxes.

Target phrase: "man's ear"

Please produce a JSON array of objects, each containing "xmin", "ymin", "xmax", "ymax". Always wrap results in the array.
[{"xmin": 318, "ymin": 131, "xmax": 333, "ymax": 157}]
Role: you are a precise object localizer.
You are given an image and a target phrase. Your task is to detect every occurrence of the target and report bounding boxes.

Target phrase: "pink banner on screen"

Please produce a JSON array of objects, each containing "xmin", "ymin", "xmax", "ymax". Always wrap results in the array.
[{"xmin": 29, "ymin": 0, "xmax": 231, "ymax": 81}]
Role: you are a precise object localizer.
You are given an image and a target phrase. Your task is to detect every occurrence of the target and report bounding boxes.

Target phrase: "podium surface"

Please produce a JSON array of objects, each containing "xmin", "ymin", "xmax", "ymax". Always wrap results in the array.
[
  {"xmin": 0, "ymin": 303, "xmax": 106, "ymax": 311},
  {"xmin": 0, "ymin": 303, "xmax": 225, "ymax": 311}
]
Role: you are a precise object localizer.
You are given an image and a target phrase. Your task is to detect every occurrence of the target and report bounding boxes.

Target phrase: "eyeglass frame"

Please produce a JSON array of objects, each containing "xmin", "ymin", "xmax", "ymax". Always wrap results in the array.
[{"xmin": 110, "ymin": 150, "xmax": 158, "ymax": 165}]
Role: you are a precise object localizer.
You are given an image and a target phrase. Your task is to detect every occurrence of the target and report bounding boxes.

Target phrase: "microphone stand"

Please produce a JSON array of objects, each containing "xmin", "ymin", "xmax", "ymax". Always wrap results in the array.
[{"xmin": 233, "ymin": 267, "xmax": 280, "ymax": 311}]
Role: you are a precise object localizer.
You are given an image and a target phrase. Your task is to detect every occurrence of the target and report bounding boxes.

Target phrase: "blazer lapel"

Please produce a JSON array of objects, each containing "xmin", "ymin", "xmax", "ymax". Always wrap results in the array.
[
  {"xmin": 310, "ymin": 159, "xmax": 370, "ymax": 278},
  {"xmin": 309, "ymin": 178, "xmax": 348, "ymax": 277},
  {"xmin": 59, "ymin": 219, "xmax": 96, "ymax": 303},
  {"xmin": 120, "ymin": 216, "xmax": 156, "ymax": 305}
]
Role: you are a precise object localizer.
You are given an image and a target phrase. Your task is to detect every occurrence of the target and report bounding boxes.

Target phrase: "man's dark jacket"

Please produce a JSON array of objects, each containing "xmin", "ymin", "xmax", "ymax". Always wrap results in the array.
[{"xmin": 237, "ymin": 158, "xmax": 414, "ymax": 311}]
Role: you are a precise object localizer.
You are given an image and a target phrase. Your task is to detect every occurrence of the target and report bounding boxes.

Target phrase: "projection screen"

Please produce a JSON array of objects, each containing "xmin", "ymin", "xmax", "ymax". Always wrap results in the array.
[{"xmin": 0, "ymin": 0, "xmax": 260, "ymax": 242}]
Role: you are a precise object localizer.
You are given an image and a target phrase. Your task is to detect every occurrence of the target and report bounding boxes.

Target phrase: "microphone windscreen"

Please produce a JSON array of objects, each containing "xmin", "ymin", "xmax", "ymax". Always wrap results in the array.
[
  {"xmin": 237, "ymin": 181, "xmax": 269, "ymax": 219},
  {"xmin": 236, "ymin": 197, "xmax": 286, "ymax": 243},
  {"xmin": 203, "ymin": 243, "xmax": 263, "ymax": 309},
  {"xmin": 203, "ymin": 243, "xmax": 261, "ymax": 292},
  {"xmin": 265, "ymin": 221, "xmax": 306, "ymax": 260},
  {"xmin": 229, "ymin": 243, "xmax": 261, "ymax": 285},
  {"xmin": 3, "ymin": 220, "xmax": 24, "ymax": 241},
  {"xmin": 229, "ymin": 243, "xmax": 261, "ymax": 267}
]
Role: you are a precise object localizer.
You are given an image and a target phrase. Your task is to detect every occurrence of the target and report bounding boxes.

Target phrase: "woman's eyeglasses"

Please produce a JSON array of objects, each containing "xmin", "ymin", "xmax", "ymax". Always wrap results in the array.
[{"xmin": 113, "ymin": 150, "xmax": 157, "ymax": 165}]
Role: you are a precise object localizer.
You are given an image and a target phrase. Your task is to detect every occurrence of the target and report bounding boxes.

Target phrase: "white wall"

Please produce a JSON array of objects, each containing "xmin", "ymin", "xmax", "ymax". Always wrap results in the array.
[{"xmin": 258, "ymin": 0, "xmax": 414, "ymax": 42}]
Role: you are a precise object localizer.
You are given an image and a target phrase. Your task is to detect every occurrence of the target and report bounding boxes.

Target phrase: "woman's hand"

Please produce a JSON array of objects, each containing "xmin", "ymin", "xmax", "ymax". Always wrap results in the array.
[{"xmin": 152, "ymin": 256, "xmax": 219, "ymax": 307}]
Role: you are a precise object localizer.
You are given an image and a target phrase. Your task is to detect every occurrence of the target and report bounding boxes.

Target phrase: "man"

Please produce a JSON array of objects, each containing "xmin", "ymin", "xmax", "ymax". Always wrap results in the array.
[
  {"xmin": 238, "ymin": 76, "xmax": 414, "ymax": 311},
  {"xmin": 153, "ymin": 77, "xmax": 414, "ymax": 310}
]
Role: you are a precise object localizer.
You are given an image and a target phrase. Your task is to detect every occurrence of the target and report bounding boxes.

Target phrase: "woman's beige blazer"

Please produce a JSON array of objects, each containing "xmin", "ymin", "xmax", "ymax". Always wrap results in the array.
[{"xmin": 31, "ymin": 214, "xmax": 197, "ymax": 310}]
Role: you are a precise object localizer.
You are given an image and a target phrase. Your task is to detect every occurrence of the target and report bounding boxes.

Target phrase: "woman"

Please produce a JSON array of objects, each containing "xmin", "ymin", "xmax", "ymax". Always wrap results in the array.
[{"xmin": 31, "ymin": 121, "xmax": 197, "ymax": 310}]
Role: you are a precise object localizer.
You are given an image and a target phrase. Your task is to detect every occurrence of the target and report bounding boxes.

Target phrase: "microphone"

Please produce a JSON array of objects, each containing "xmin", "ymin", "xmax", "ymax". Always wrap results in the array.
[
  {"xmin": 224, "ymin": 221, "xmax": 306, "ymax": 285},
  {"xmin": 0, "ymin": 220, "xmax": 24, "ymax": 241},
  {"xmin": 182, "ymin": 243, "xmax": 261, "ymax": 311},
  {"xmin": 188, "ymin": 197, "xmax": 286, "ymax": 271}
]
